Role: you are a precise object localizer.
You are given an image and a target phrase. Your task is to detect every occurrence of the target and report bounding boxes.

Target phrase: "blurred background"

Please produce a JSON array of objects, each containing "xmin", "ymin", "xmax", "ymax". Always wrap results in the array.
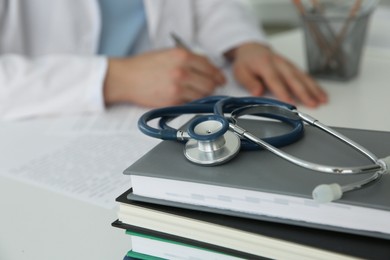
[{"xmin": 246, "ymin": 0, "xmax": 390, "ymax": 49}]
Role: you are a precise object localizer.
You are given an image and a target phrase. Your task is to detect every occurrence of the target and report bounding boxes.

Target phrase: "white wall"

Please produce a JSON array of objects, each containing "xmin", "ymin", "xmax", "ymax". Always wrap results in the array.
[{"xmin": 248, "ymin": 0, "xmax": 301, "ymax": 26}]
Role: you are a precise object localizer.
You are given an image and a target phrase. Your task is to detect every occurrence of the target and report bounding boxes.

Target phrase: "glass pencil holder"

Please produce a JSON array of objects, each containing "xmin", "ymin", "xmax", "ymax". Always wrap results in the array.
[{"xmin": 298, "ymin": 0, "xmax": 377, "ymax": 81}]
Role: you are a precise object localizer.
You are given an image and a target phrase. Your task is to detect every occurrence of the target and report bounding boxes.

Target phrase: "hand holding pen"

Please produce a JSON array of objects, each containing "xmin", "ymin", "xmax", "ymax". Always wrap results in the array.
[{"xmin": 103, "ymin": 33, "xmax": 225, "ymax": 108}]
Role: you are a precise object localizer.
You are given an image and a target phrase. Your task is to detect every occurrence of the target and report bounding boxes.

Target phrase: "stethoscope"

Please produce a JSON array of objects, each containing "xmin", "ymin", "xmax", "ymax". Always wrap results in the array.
[{"xmin": 138, "ymin": 96, "xmax": 390, "ymax": 203}]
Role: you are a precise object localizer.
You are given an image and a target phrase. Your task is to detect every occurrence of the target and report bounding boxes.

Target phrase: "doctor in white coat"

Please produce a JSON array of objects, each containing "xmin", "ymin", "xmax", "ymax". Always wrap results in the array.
[{"xmin": 0, "ymin": 0, "xmax": 327, "ymax": 120}]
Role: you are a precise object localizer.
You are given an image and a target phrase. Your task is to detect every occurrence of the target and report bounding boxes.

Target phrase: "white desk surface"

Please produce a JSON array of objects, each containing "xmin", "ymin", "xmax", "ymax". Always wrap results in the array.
[{"xmin": 1, "ymin": 29, "xmax": 389, "ymax": 260}]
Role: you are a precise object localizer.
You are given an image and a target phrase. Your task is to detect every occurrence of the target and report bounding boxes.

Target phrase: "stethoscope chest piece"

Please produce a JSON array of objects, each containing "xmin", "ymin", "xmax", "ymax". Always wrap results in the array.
[{"xmin": 184, "ymin": 116, "xmax": 240, "ymax": 166}]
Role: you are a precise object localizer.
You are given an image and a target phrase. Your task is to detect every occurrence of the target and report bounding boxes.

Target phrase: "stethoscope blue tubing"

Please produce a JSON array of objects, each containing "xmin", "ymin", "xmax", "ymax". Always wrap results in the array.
[
  {"xmin": 213, "ymin": 96, "xmax": 296, "ymax": 115},
  {"xmin": 214, "ymin": 96, "xmax": 303, "ymax": 149},
  {"xmin": 138, "ymin": 96, "xmax": 304, "ymax": 150}
]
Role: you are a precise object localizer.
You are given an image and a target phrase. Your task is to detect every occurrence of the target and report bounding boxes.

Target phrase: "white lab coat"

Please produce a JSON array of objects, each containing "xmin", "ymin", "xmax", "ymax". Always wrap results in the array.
[{"xmin": 0, "ymin": 0, "xmax": 265, "ymax": 120}]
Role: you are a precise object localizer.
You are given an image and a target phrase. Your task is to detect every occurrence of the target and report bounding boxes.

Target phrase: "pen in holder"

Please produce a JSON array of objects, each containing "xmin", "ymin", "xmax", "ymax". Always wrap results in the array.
[{"xmin": 294, "ymin": 0, "xmax": 377, "ymax": 81}]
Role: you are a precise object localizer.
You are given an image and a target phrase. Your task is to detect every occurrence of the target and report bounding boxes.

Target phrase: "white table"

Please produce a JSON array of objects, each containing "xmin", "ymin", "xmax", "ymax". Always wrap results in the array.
[{"xmin": 1, "ymin": 29, "xmax": 389, "ymax": 260}]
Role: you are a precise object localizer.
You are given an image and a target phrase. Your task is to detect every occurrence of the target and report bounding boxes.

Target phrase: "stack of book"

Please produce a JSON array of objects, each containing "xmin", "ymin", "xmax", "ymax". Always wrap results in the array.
[{"xmin": 112, "ymin": 120, "xmax": 390, "ymax": 259}]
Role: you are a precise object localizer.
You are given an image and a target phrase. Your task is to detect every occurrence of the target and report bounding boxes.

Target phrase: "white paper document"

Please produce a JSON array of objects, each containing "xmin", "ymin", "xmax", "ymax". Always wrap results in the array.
[{"xmin": 0, "ymin": 105, "xmax": 159, "ymax": 209}]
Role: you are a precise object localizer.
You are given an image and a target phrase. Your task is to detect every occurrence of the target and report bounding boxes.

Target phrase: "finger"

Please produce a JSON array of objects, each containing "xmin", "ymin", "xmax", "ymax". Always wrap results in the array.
[
  {"xmin": 165, "ymin": 83, "xmax": 207, "ymax": 105},
  {"xmin": 279, "ymin": 60, "xmax": 329, "ymax": 107},
  {"xmin": 171, "ymin": 48, "xmax": 225, "ymax": 85},
  {"xmin": 234, "ymin": 65, "xmax": 264, "ymax": 96},
  {"xmin": 276, "ymin": 61, "xmax": 320, "ymax": 107},
  {"xmin": 187, "ymin": 54, "xmax": 226, "ymax": 85},
  {"xmin": 170, "ymin": 66, "xmax": 219, "ymax": 101},
  {"xmin": 277, "ymin": 57, "xmax": 328, "ymax": 106},
  {"xmin": 181, "ymin": 68, "xmax": 220, "ymax": 96},
  {"xmin": 179, "ymin": 83, "xmax": 210, "ymax": 103},
  {"xmin": 296, "ymin": 70, "xmax": 328, "ymax": 104},
  {"xmin": 257, "ymin": 63, "xmax": 295, "ymax": 104}
]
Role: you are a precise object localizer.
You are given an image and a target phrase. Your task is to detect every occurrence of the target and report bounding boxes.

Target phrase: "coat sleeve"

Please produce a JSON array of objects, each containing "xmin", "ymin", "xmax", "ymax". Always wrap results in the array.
[
  {"xmin": 194, "ymin": 0, "xmax": 268, "ymax": 62},
  {"xmin": 0, "ymin": 54, "xmax": 107, "ymax": 120}
]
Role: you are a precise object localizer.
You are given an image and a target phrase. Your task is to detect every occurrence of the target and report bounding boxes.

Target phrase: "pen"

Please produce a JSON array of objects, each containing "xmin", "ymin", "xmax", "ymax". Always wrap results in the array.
[{"xmin": 170, "ymin": 32, "xmax": 191, "ymax": 51}]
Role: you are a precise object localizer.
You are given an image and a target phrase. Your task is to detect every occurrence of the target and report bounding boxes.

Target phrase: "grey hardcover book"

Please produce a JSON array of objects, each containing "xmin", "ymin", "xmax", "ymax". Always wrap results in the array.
[{"xmin": 124, "ymin": 119, "xmax": 390, "ymax": 239}]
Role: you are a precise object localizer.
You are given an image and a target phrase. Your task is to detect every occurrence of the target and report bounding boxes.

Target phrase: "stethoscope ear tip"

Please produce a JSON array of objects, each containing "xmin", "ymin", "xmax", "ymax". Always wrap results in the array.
[{"xmin": 312, "ymin": 183, "xmax": 343, "ymax": 203}]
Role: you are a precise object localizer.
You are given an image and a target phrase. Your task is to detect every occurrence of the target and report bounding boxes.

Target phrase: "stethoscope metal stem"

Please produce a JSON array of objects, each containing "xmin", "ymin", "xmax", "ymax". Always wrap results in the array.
[
  {"xmin": 297, "ymin": 111, "xmax": 379, "ymax": 163},
  {"xmin": 342, "ymin": 172, "xmax": 382, "ymax": 193},
  {"xmin": 230, "ymin": 123, "xmax": 383, "ymax": 175}
]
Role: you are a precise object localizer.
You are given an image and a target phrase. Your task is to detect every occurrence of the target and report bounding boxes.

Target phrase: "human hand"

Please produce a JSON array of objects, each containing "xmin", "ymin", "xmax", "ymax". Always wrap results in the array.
[
  {"xmin": 103, "ymin": 48, "xmax": 225, "ymax": 107},
  {"xmin": 226, "ymin": 42, "xmax": 328, "ymax": 107}
]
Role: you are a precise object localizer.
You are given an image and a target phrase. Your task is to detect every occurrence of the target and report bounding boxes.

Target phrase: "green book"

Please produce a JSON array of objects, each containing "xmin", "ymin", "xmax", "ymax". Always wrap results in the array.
[{"xmin": 125, "ymin": 230, "xmax": 241, "ymax": 260}]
